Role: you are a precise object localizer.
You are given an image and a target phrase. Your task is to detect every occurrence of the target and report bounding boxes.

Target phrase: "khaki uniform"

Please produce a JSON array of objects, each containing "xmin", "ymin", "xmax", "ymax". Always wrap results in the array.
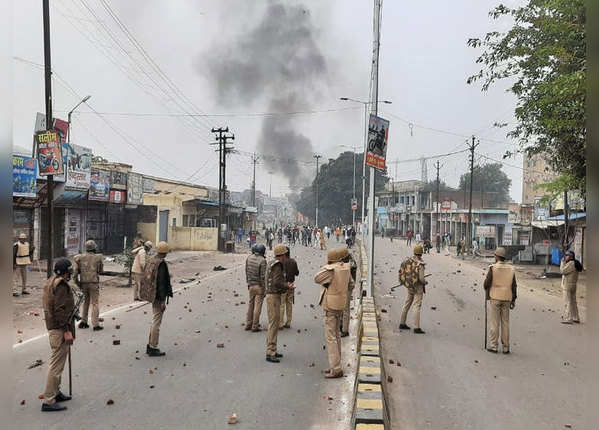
[
  {"xmin": 400, "ymin": 257, "xmax": 426, "ymax": 329},
  {"xmin": 245, "ymin": 253, "xmax": 267, "ymax": 330},
  {"xmin": 42, "ymin": 276, "xmax": 75, "ymax": 404},
  {"xmin": 73, "ymin": 252, "xmax": 103, "ymax": 328},
  {"xmin": 314, "ymin": 262, "xmax": 352, "ymax": 375},
  {"xmin": 142, "ymin": 255, "xmax": 173, "ymax": 348},
  {"xmin": 13, "ymin": 241, "xmax": 32, "ymax": 293},
  {"xmin": 265, "ymin": 259, "xmax": 287, "ymax": 357},
  {"xmin": 280, "ymin": 258, "xmax": 299, "ymax": 328},
  {"xmin": 560, "ymin": 260, "xmax": 580, "ymax": 322},
  {"xmin": 131, "ymin": 246, "xmax": 147, "ymax": 300},
  {"xmin": 484, "ymin": 261, "xmax": 517, "ymax": 351}
]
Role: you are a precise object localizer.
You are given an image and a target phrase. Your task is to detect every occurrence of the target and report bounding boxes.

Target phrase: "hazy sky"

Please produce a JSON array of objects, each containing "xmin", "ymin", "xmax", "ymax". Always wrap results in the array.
[{"xmin": 12, "ymin": 0, "xmax": 524, "ymax": 202}]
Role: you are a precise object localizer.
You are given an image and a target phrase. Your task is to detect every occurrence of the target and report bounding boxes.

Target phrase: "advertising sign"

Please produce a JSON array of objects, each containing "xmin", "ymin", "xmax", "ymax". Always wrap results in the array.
[
  {"xmin": 365, "ymin": 114, "xmax": 389, "ymax": 171},
  {"xmin": 109, "ymin": 190, "xmax": 126, "ymax": 204},
  {"xmin": 127, "ymin": 172, "xmax": 143, "ymax": 205},
  {"xmin": 351, "ymin": 198, "xmax": 358, "ymax": 211},
  {"xmin": 441, "ymin": 200, "xmax": 451, "ymax": 211},
  {"xmin": 65, "ymin": 143, "xmax": 92, "ymax": 190},
  {"xmin": 34, "ymin": 130, "xmax": 64, "ymax": 176},
  {"xmin": 89, "ymin": 169, "xmax": 110, "ymax": 201},
  {"xmin": 475, "ymin": 225, "xmax": 496, "ymax": 238},
  {"xmin": 13, "ymin": 155, "xmax": 37, "ymax": 198},
  {"xmin": 142, "ymin": 177, "xmax": 155, "ymax": 193},
  {"xmin": 110, "ymin": 171, "xmax": 128, "ymax": 190}
]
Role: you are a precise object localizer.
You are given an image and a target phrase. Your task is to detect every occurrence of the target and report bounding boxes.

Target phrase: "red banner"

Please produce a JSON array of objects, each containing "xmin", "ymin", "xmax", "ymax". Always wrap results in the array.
[{"xmin": 34, "ymin": 130, "xmax": 64, "ymax": 176}]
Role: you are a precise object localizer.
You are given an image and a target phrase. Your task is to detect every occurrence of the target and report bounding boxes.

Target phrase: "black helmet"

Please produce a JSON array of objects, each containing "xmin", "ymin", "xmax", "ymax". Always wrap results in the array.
[
  {"xmin": 254, "ymin": 244, "xmax": 266, "ymax": 256},
  {"xmin": 54, "ymin": 258, "xmax": 72, "ymax": 275},
  {"xmin": 250, "ymin": 244, "xmax": 257, "ymax": 254}
]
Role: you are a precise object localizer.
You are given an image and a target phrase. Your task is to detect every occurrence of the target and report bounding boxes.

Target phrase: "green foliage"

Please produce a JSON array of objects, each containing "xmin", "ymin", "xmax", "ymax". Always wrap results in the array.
[
  {"xmin": 458, "ymin": 163, "xmax": 511, "ymax": 203},
  {"xmin": 535, "ymin": 172, "xmax": 578, "ymax": 205},
  {"xmin": 291, "ymin": 151, "xmax": 389, "ymax": 225},
  {"xmin": 467, "ymin": 0, "xmax": 586, "ymax": 195},
  {"xmin": 421, "ymin": 179, "xmax": 456, "ymax": 193}
]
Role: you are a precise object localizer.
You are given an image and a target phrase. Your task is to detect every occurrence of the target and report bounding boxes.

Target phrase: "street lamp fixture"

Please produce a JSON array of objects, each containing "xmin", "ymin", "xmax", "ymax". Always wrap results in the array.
[{"xmin": 67, "ymin": 95, "xmax": 92, "ymax": 142}]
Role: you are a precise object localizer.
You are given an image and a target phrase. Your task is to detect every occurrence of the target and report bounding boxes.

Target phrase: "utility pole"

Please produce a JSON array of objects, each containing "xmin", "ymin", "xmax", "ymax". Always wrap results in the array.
[
  {"xmin": 467, "ymin": 136, "xmax": 479, "ymax": 254},
  {"xmin": 563, "ymin": 190, "xmax": 569, "ymax": 251},
  {"xmin": 211, "ymin": 127, "xmax": 235, "ymax": 251},
  {"xmin": 367, "ymin": 0, "xmax": 382, "ymax": 295},
  {"xmin": 314, "ymin": 155, "xmax": 322, "ymax": 228},
  {"xmin": 42, "ymin": 0, "xmax": 54, "ymax": 276},
  {"xmin": 435, "ymin": 160, "xmax": 441, "ymax": 242},
  {"xmin": 251, "ymin": 153, "xmax": 259, "ymax": 207}
]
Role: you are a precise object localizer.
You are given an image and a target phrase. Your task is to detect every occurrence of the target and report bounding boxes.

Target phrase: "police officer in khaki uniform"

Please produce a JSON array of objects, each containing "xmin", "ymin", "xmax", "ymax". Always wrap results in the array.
[
  {"xmin": 132, "ymin": 241, "xmax": 153, "ymax": 301},
  {"xmin": 399, "ymin": 244, "xmax": 427, "ymax": 334},
  {"xmin": 483, "ymin": 247, "xmax": 517, "ymax": 354},
  {"xmin": 41, "ymin": 258, "xmax": 76, "ymax": 412},
  {"xmin": 338, "ymin": 248, "xmax": 357, "ymax": 337},
  {"xmin": 245, "ymin": 243, "xmax": 267, "ymax": 332},
  {"xmin": 280, "ymin": 246, "xmax": 299, "ymax": 329},
  {"xmin": 141, "ymin": 241, "xmax": 173, "ymax": 357},
  {"xmin": 73, "ymin": 240, "xmax": 104, "ymax": 331},
  {"xmin": 265, "ymin": 244, "xmax": 288, "ymax": 363},
  {"xmin": 314, "ymin": 249, "xmax": 353, "ymax": 378},
  {"xmin": 13, "ymin": 232, "xmax": 34, "ymax": 296}
]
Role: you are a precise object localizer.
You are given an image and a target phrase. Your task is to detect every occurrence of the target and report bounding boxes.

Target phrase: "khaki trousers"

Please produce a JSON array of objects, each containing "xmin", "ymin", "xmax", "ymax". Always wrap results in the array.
[
  {"xmin": 488, "ymin": 299, "xmax": 510, "ymax": 350},
  {"xmin": 148, "ymin": 301, "xmax": 165, "ymax": 348},
  {"xmin": 14, "ymin": 265, "xmax": 28, "ymax": 291},
  {"xmin": 562, "ymin": 283, "xmax": 580, "ymax": 322},
  {"xmin": 342, "ymin": 287, "xmax": 354, "ymax": 333},
  {"xmin": 133, "ymin": 272, "xmax": 143, "ymax": 300},
  {"xmin": 246, "ymin": 285, "xmax": 265, "ymax": 330},
  {"xmin": 279, "ymin": 288, "xmax": 293, "ymax": 328},
  {"xmin": 266, "ymin": 293, "xmax": 281, "ymax": 356},
  {"xmin": 81, "ymin": 283, "xmax": 100, "ymax": 327},
  {"xmin": 400, "ymin": 285, "xmax": 424, "ymax": 328},
  {"xmin": 44, "ymin": 329, "xmax": 68, "ymax": 404},
  {"xmin": 324, "ymin": 309, "xmax": 343, "ymax": 373}
]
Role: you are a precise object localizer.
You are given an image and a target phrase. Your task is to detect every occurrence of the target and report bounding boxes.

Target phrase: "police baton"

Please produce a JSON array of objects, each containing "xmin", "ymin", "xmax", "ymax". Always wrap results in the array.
[
  {"xmin": 67, "ymin": 290, "xmax": 85, "ymax": 396},
  {"xmin": 390, "ymin": 274, "xmax": 431, "ymax": 292},
  {"xmin": 484, "ymin": 291, "xmax": 488, "ymax": 350}
]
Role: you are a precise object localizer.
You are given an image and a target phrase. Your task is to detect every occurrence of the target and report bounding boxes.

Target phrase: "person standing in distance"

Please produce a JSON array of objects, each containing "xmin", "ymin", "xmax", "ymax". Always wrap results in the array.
[
  {"xmin": 265, "ymin": 244, "xmax": 288, "ymax": 363},
  {"xmin": 280, "ymin": 246, "xmax": 299, "ymax": 329},
  {"xmin": 245, "ymin": 244, "xmax": 267, "ymax": 332},
  {"xmin": 13, "ymin": 232, "xmax": 34, "ymax": 296},
  {"xmin": 399, "ymin": 244, "xmax": 427, "ymax": 334},
  {"xmin": 73, "ymin": 240, "xmax": 104, "ymax": 331},
  {"xmin": 560, "ymin": 250, "xmax": 582, "ymax": 324},
  {"xmin": 132, "ymin": 241, "xmax": 152, "ymax": 301},
  {"xmin": 41, "ymin": 258, "xmax": 76, "ymax": 412},
  {"xmin": 314, "ymin": 249, "xmax": 352, "ymax": 378},
  {"xmin": 483, "ymin": 247, "xmax": 517, "ymax": 354},
  {"xmin": 141, "ymin": 241, "xmax": 173, "ymax": 357}
]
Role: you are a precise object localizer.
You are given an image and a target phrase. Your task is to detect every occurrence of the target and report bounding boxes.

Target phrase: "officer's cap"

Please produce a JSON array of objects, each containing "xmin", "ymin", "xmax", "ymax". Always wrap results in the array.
[
  {"xmin": 413, "ymin": 244, "xmax": 424, "ymax": 256},
  {"xmin": 274, "ymin": 244, "xmax": 287, "ymax": 256},
  {"xmin": 85, "ymin": 240, "xmax": 97, "ymax": 251},
  {"xmin": 156, "ymin": 241, "xmax": 170, "ymax": 254},
  {"xmin": 494, "ymin": 247, "xmax": 507, "ymax": 258}
]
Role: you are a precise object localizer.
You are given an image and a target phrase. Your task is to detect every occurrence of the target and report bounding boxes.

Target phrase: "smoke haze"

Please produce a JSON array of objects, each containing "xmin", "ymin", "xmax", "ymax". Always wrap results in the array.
[{"xmin": 201, "ymin": 1, "xmax": 328, "ymax": 188}]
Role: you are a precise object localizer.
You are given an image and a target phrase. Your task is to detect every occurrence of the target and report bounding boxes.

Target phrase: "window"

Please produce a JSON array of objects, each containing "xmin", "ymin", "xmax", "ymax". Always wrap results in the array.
[
  {"xmin": 400, "ymin": 196, "xmax": 404, "ymax": 204},
  {"xmin": 172, "ymin": 217, "xmax": 176, "ymax": 227},
  {"xmin": 189, "ymin": 214, "xmax": 196, "ymax": 227},
  {"xmin": 183, "ymin": 215, "xmax": 189, "ymax": 226}
]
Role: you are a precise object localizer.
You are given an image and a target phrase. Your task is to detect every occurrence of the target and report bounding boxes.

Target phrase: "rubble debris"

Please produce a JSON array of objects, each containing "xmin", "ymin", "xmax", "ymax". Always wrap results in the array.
[
  {"xmin": 213, "ymin": 266, "xmax": 227, "ymax": 271},
  {"xmin": 217, "ymin": 343, "xmax": 225, "ymax": 348},
  {"xmin": 28, "ymin": 359, "xmax": 43, "ymax": 369},
  {"xmin": 113, "ymin": 340, "xmax": 121, "ymax": 345},
  {"xmin": 387, "ymin": 376, "xmax": 393, "ymax": 383},
  {"xmin": 106, "ymin": 399, "xmax": 114, "ymax": 405},
  {"xmin": 228, "ymin": 413, "xmax": 238, "ymax": 424}
]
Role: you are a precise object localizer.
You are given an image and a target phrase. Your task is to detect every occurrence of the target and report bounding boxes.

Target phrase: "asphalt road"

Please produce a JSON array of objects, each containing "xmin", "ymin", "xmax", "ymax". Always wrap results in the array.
[
  {"xmin": 11, "ymin": 243, "xmax": 357, "ymax": 430},
  {"xmin": 371, "ymin": 237, "xmax": 587, "ymax": 430}
]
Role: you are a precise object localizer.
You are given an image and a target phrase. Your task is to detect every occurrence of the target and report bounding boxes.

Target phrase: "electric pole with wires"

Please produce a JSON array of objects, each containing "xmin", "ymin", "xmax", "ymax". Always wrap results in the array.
[
  {"xmin": 435, "ymin": 160, "xmax": 441, "ymax": 242},
  {"xmin": 211, "ymin": 127, "xmax": 235, "ymax": 251},
  {"xmin": 314, "ymin": 154, "xmax": 322, "ymax": 227},
  {"xmin": 467, "ymin": 136, "xmax": 480, "ymax": 254}
]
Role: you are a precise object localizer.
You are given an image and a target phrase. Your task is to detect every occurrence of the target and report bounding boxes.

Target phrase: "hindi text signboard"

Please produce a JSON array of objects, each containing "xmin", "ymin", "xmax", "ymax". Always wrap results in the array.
[
  {"xmin": 13, "ymin": 155, "xmax": 37, "ymax": 198},
  {"xmin": 65, "ymin": 143, "xmax": 92, "ymax": 190},
  {"xmin": 89, "ymin": 169, "xmax": 110, "ymax": 201},
  {"xmin": 34, "ymin": 130, "xmax": 64, "ymax": 176},
  {"xmin": 365, "ymin": 114, "xmax": 389, "ymax": 171}
]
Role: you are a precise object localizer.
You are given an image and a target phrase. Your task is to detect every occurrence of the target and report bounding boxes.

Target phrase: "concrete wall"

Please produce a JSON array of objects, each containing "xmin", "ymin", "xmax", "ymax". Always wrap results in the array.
[{"xmin": 168, "ymin": 226, "xmax": 218, "ymax": 251}]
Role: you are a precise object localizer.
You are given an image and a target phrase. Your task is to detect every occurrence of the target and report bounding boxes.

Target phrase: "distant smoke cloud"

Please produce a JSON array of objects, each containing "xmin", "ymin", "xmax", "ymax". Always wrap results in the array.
[{"xmin": 201, "ymin": 1, "xmax": 327, "ymax": 188}]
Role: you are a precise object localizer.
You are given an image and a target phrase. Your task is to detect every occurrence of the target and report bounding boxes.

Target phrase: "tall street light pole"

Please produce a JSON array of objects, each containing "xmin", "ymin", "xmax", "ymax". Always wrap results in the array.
[
  {"xmin": 339, "ymin": 97, "xmax": 391, "ymax": 231},
  {"xmin": 339, "ymin": 144, "xmax": 357, "ymax": 227},
  {"xmin": 313, "ymin": 155, "xmax": 322, "ymax": 228},
  {"xmin": 67, "ymin": 95, "xmax": 91, "ymax": 142}
]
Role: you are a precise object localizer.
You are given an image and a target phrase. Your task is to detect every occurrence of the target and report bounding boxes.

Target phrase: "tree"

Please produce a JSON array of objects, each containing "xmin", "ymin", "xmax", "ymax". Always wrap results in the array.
[
  {"xmin": 467, "ymin": 0, "xmax": 586, "ymax": 196},
  {"xmin": 421, "ymin": 180, "xmax": 456, "ymax": 193},
  {"xmin": 458, "ymin": 163, "xmax": 511, "ymax": 204},
  {"xmin": 291, "ymin": 151, "xmax": 389, "ymax": 226}
]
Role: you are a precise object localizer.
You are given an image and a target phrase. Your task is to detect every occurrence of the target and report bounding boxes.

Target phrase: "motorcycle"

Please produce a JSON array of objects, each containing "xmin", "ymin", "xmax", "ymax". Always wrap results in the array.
[{"xmin": 38, "ymin": 151, "xmax": 60, "ymax": 172}]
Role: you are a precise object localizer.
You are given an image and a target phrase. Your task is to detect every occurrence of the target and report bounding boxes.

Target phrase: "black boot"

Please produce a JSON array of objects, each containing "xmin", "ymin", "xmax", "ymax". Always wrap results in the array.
[
  {"xmin": 274, "ymin": 352, "xmax": 283, "ymax": 358},
  {"xmin": 399, "ymin": 323, "xmax": 411, "ymax": 330},
  {"xmin": 340, "ymin": 331, "xmax": 349, "ymax": 337},
  {"xmin": 55, "ymin": 392, "xmax": 72, "ymax": 402},
  {"xmin": 41, "ymin": 403, "xmax": 67, "ymax": 412},
  {"xmin": 413, "ymin": 328, "xmax": 426, "ymax": 334},
  {"xmin": 78, "ymin": 321, "xmax": 89, "ymax": 329},
  {"xmin": 146, "ymin": 345, "xmax": 166, "ymax": 357},
  {"xmin": 266, "ymin": 355, "xmax": 280, "ymax": 363},
  {"xmin": 92, "ymin": 326, "xmax": 104, "ymax": 331}
]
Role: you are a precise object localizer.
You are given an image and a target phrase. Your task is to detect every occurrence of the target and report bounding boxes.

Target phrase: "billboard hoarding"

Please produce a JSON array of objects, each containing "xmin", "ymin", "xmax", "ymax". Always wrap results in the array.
[
  {"xmin": 127, "ymin": 172, "xmax": 143, "ymax": 205},
  {"xmin": 142, "ymin": 177, "xmax": 155, "ymax": 193},
  {"xmin": 365, "ymin": 114, "xmax": 389, "ymax": 171},
  {"xmin": 34, "ymin": 130, "xmax": 64, "ymax": 176},
  {"xmin": 13, "ymin": 155, "xmax": 37, "ymax": 198},
  {"xmin": 110, "ymin": 171, "xmax": 128, "ymax": 190},
  {"xmin": 89, "ymin": 169, "xmax": 110, "ymax": 201},
  {"xmin": 65, "ymin": 143, "xmax": 92, "ymax": 190},
  {"xmin": 475, "ymin": 225, "xmax": 496, "ymax": 238},
  {"xmin": 109, "ymin": 190, "xmax": 126, "ymax": 204}
]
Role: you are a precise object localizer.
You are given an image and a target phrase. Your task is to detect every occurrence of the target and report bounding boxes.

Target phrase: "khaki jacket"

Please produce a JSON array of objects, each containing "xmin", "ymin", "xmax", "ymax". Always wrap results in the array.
[
  {"xmin": 43, "ymin": 276, "xmax": 75, "ymax": 333},
  {"xmin": 484, "ymin": 261, "xmax": 517, "ymax": 301},
  {"xmin": 560, "ymin": 260, "xmax": 579, "ymax": 289},
  {"xmin": 132, "ymin": 247, "xmax": 147, "ymax": 274},
  {"xmin": 265, "ymin": 259, "xmax": 287, "ymax": 294},
  {"xmin": 14, "ymin": 241, "xmax": 32, "ymax": 265},
  {"xmin": 314, "ymin": 262, "xmax": 352, "ymax": 311},
  {"xmin": 73, "ymin": 252, "xmax": 104, "ymax": 284}
]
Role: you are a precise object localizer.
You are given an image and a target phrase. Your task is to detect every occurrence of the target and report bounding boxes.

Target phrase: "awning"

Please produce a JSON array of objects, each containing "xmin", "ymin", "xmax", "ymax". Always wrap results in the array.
[{"xmin": 532, "ymin": 212, "xmax": 586, "ymax": 228}]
